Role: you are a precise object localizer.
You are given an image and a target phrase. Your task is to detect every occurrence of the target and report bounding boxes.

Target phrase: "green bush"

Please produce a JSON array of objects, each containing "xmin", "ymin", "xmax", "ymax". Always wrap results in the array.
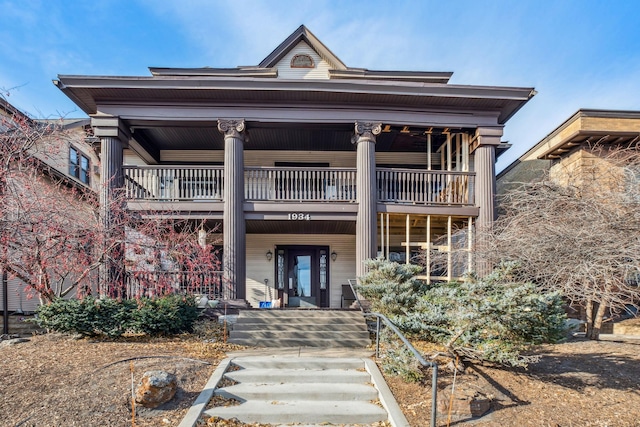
[
  {"xmin": 357, "ymin": 257, "xmax": 425, "ymax": 317},
  {"xmin": 358, "ymin": 261, "xmax": 566, "ymax": 368},
  {"xmin": 35, "ymin": 294, "xmax": 199, "ymax": 337},
  {"xmin": 130, "ymin": 294, "xmax": 199, "ymax": 335}
]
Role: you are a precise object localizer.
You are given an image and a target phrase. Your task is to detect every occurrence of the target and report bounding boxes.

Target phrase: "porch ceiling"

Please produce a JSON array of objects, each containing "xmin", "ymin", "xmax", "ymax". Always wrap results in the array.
[{"xmin": 127, "ymin": 121, "xmax": 462, "ymax": 155}]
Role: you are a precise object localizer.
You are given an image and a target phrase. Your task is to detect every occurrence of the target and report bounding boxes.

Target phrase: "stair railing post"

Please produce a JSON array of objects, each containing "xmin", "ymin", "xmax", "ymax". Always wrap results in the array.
[
  {"xmin": 431, "ymin": 364, "xmax": 438, "ymax": 427},
  {"xmin": 376, "ymin": 317, "xmax": 381, "ymax": 358}
]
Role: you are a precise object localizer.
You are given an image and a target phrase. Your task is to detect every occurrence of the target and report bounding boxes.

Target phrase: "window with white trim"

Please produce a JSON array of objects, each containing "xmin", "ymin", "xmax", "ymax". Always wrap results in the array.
[{"xmin": 69, "ymin": 146, "xmax": 90, "ymax": 185}]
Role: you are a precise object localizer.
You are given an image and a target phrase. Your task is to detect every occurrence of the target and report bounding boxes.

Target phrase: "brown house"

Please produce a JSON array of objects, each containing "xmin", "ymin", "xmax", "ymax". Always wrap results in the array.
[
  {"xmin": 54, "ymin": 26, "xmax": 535, "ymax": 308},
  {"xmin": 498, "ymin": 109, "xmax": 640, "ymax": 193}
]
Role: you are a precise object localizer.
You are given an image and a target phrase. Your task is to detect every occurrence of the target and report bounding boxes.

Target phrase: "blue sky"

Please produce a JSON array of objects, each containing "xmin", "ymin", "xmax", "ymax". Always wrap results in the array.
[{"xmin": 2, "ymin": 0, "xmax": 639, "ymax": 170}]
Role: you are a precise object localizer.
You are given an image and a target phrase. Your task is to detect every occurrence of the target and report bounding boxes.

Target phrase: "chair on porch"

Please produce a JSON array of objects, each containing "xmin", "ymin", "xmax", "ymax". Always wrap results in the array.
[{"xmin": 341, "ymin": 284, "xmax": 357, "ymax": 308}]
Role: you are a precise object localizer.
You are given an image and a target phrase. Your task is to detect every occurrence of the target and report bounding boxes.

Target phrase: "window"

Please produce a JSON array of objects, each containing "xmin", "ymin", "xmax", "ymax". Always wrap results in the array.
[
  {"xmin": 69, "ymin": 146, "xmax": 90, "ymax": 185},
  {"xmin": 290, "ymin": 54, "xmax": 314, "ymax": 68}
]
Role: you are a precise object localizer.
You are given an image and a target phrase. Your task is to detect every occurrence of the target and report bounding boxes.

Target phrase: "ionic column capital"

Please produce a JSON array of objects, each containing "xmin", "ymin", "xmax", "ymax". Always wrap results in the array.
[
  {"xmin": 352, "ymin": 121, "xmax": 382, "ymax": 144},
  {"xmin": 218, "ymin": 119, "xmax": 246, "ymax": 140}
]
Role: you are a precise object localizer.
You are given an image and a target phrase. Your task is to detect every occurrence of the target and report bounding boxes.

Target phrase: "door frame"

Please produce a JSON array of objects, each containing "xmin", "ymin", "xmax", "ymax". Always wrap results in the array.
[{"xmin": 274, "ymin": 245, "xmax": 330, "ymax": 308}]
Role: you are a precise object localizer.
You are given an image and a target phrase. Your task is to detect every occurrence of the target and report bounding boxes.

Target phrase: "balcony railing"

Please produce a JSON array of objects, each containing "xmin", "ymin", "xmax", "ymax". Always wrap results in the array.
[
  {"xmin": 123, "ymin": 165, "xmax": 474, "ymax": 206},
  {"xmin": 377, "ymin": 168, "xmax": 475, "ymax": 206},
  {"xmin": 123, "ymin": 165, "xmax": 224, "ymax": 201},
  {"xmin": 245, "ymin": 167, "xmax": 356, "ymax": 201},
  {"xmin": 124, "ymin": 270, "xmax": 224, "ymax": 300}
]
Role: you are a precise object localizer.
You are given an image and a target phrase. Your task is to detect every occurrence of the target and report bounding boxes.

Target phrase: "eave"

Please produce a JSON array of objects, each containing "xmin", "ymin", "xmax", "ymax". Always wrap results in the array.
[
  {"xmin": 329, "ymin": 69, "xmax": 453, "ymax": 84},
  {"xmin": 519, "ymin": 109, "xmax": 640, "ymax": 161},
  {"xmin": 54, "ymin": 75, "xmax": 535, "ymax": 125}
]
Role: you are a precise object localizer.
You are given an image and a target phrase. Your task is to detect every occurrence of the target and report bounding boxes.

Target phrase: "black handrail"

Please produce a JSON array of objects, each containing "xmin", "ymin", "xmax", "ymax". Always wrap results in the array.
[{"xmin": 347, "ymin": 279, "xmax": 438, "ymax": 427}]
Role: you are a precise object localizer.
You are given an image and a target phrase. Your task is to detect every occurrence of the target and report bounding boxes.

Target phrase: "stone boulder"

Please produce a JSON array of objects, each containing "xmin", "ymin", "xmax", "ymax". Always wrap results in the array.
[
  {"xmin": 135, "ymin": 371, "xmax": 177, "ymax": 408},
  {"xmin": 437, "ymin": 386, "xmax": 491, "ymax": 420}
]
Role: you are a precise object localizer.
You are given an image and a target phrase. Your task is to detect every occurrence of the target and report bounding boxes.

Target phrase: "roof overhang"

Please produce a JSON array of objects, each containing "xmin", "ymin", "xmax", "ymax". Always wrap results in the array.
[
  {"xmin": 519, "ymin": 109, "xmax": 640, "ymax": 161},
  {"xmin": 54, "ymin": 75, "xmax": 535, "ymax": 125}
]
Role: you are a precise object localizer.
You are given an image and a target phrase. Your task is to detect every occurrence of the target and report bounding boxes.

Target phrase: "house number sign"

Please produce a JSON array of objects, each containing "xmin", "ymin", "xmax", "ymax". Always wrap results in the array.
[{"xmin": 288, "ymin": 213, "xmax": 311, "ymax": 220}]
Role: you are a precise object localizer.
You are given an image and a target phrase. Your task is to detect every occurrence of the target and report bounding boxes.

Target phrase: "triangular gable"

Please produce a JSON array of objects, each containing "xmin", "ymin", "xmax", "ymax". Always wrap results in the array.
[
  {"xmin": 259, "ymin": 25, "xmax": 347, "ymax": 70},
  {"xmin": 273, "ymin": 41, "xmax": 334, "ymax": 79}
]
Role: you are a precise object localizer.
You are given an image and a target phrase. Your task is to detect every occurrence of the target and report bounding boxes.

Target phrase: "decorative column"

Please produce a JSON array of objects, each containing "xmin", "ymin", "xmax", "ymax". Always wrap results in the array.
[
  {"xmin": 473, "ymin": 126, "xmax": 503, "ymax": 231},
  {"xmin": 218, "ymin": 119, "xmax": 246, "ymax": 301},
  {"xmin": 353, "ymin": 122, "xmax": 382, "ymax": 279},
  {"xmin": 473, "ymin": 126, "xmax": 503, "ymax": 276},
  {"xmin": 91, "ymin": 116, "xmax": 129, "ymax": 296}
]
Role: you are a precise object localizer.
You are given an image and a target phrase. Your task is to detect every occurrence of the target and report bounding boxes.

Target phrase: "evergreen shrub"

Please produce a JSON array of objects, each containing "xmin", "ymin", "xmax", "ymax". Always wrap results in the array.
[
  {"xmin": 358, "ymin": 259, "xmax": 566, "ymax": 368},
  {"xmin": 35, "ymin": 294, "xmax": 199, "ymax": 337}
]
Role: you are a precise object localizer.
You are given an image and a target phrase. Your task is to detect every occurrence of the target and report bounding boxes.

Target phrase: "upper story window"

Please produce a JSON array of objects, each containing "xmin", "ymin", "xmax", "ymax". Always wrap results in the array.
[
  {"xmin": 69, "ymin": 146, "xmax": 90, "ymax": 185},
  {"xmin": 291, "ymin": 54, "xmax": 314, "ymax": 68}
]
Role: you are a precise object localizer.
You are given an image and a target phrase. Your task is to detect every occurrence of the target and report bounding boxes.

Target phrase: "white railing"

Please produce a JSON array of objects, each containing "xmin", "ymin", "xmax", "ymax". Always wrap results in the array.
[
  {"xmin": 123, "ymin": 165, "xmax": 475, "ymax": 206},
  {"xmin": 123, "ymin": 165, "xmax": 224, "ymax": 201},
  {"xmin": 377, "ymin": 168, "xmax": 475, "ymax": 205},
  {"xmin": 245, "ymin": 167, "xmax": 357, "ymax": 201}
]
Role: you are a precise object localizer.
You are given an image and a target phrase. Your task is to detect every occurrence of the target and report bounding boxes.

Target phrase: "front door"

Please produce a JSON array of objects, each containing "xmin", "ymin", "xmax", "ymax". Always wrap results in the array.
[{"xmin": 276, "ymin": 246, "xmax": 329, "ymax": 307}]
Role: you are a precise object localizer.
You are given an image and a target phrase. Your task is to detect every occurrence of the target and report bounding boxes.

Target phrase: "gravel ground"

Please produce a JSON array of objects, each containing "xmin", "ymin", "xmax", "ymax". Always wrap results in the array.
[{"xmin": 1, "ymin": 319, "xmax": 639, "ymax": 427}]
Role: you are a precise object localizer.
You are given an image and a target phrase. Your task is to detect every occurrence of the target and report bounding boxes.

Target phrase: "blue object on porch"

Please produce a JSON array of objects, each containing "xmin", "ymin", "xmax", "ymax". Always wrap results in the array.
[{"xmin": 259, "ymin": 301, "xmax": 272, "ymax": 308}]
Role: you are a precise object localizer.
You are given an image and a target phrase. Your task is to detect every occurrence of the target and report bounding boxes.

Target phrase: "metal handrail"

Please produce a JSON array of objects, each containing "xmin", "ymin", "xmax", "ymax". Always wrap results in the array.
[{"xmin": 347, "ymin": 279, "xmax": 438, "ymax": 427}]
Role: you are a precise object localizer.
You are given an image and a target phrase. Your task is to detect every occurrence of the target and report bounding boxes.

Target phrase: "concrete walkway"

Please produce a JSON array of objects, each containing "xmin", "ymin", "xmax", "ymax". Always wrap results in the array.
[
  {"xmin": 579, "ymin": 333, "xmax": 640, "ymax": 344},
  {"xmin": 178, "ymin": 347, "xmax": 409, "ymax": 427}
]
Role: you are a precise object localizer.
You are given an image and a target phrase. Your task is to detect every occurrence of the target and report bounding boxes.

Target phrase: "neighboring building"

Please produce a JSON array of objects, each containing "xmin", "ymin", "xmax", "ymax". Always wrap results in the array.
[
  {"xmin": 497, "ymin": 110, "xmax": 640, "ymax": 322},
  {"xmin": 0, "ymin": 97, "xmax": 99, "ymax": 317},
  {"xmin": 498, "ymin": 109, "xmax": 640, "ymax": 194},
  {"xmin": 54, "ymin": 26, "xmax": 535, "ymax": 308}
]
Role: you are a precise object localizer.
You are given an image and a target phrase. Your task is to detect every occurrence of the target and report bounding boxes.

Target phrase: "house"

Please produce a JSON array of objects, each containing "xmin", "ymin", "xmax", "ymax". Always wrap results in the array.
[
  {"xmin": 497, "ymin": 109, "xmax": 640, "ymax": 193},
  {"xmin": 54, "ymin": 25, "xmax": 535, "ymax": 309},
  {"xmin": 496, "ymin": 110, "xmax": 640, "ymax": 324},
  {"xmin": 0, "ymin": 97, "xmax": 99, "ymax": 332}
]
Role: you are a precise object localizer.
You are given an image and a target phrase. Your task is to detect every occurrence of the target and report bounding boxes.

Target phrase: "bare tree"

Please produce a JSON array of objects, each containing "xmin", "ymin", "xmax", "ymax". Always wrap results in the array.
[
  {"xmin": 484, "ymin": 144, "xmax": 640, "ymax": 340},
  {"xmin": 1, "ymin": 98, "xmax": 221, "ymax": 305}
]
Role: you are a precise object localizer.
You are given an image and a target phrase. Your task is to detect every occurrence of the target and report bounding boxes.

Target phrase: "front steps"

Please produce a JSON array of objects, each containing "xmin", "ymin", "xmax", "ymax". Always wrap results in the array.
[
  {"xmin": 228, "ymin": 309, "xmax": 371, "ymax": 348},
  {"xmin": 203, "ymin": 356, "xmax": 391, "ymax": 425}
]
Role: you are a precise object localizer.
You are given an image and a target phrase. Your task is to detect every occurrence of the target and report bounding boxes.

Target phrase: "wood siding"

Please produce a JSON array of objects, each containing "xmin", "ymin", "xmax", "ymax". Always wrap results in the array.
[
  {"xmin": 274, "ymin": 42, "xmax": 332, "ymax": 80},
  {"xmin": 0, "ymin": 277, "xmax": 39, "ymax": 313},
  {"xmin": 124, "ymin": 149, "xmax": 150, "ymax": 165},
  {"xmin": 245, "ymin": 234, "xmax": 356, "ymax": 308},
  {"xmin": 153, "ymin": 150, "xmax": 432, "ymax": 168}
]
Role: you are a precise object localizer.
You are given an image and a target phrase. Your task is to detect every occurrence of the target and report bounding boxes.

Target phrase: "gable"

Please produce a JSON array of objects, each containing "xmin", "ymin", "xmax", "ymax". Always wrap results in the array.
[{"xmin": 274, "ymin": 41, "xmax": 332, "ymax": 80}]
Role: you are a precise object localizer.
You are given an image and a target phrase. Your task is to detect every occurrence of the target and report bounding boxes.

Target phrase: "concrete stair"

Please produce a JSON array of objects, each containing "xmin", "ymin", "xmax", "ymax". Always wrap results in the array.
[
  {"xmin": 228, "ymin": 309, "xmax": 371, "ymax": 348},
  {"xmin": 203, "ymin": 356, "xmax": 390, "ymax": 425}
]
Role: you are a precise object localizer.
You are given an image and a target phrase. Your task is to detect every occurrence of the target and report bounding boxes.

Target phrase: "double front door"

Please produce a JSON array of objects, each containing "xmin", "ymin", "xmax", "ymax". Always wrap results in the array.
[{"xmin": 275, "ymin": 245, "xmax": 330, "ymax": 308}]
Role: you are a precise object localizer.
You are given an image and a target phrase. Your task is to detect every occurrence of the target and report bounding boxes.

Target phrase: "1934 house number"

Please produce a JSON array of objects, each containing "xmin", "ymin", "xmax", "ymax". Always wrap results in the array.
[{"xmin": 288, "ymin": 213, "xmax": 311, "ymax": 220}]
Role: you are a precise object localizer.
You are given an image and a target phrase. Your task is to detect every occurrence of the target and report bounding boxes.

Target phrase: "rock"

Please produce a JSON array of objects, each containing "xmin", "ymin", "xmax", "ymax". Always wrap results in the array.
[
  {"xmin": 135, "ymin": 371, "xmax": 177, "ymax": 408},
  {"xmin": 437, "ymin": 385, "xmax": 491, "ymax": 419}
]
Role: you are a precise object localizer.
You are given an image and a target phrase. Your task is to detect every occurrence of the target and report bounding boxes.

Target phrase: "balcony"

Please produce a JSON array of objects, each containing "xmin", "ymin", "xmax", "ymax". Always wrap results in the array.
[
  {"xmin": 123, "ymin": 166, "xmax": 474, "ymax": 206},
  {"xmin": 377, "ymin": 168, "xmax": 475, "ymax": 206},
  {"xmin": 245, "ymin": 167, "xmax": 356, "ymax": 201},
  {"xmin": 124, "ymin": 165, "xmax": 224, "ymax": 201}
]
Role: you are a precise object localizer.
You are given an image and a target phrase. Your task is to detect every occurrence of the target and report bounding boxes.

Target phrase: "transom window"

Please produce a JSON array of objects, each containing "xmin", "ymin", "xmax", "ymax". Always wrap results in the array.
[
  {"xmin": 69, "ymin": 146, "xmax": 90, "ymax": 185},
  {"xmin": 291, "ymin": 54, "xmax": 314, "ymax": 68}
]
